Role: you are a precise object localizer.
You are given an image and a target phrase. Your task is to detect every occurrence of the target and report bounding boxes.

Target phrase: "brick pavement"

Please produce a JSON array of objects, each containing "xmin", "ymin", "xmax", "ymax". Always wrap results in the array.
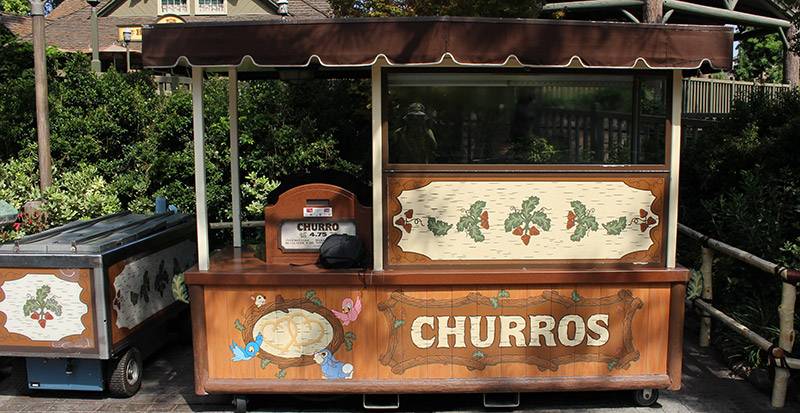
[{"xmin": 0, "ymin": 327, "xmax": 796, "ymax": 412}]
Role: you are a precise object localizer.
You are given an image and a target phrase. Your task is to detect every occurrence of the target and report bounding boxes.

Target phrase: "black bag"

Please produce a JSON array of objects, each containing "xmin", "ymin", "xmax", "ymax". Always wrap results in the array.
[{"xmin": 317, "ymin": 234, "xmax": 370, "ymax": 269}]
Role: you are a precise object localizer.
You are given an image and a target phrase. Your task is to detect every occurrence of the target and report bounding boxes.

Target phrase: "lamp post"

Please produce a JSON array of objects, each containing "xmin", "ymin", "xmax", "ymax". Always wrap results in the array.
[
  {"xmin": 87, "ymin": 0, "xmax": 101, "ymax": 72},
  {"xmin": 277, "ymin": 0, "xmax": 288, "ymax": 17},
  {"xmin": 29, "ymin": 0, "xmax": 52, "ymax": 192},
  {"xmin": 122, "ymin": 28, "xmax": 131, "ymax": 72}
]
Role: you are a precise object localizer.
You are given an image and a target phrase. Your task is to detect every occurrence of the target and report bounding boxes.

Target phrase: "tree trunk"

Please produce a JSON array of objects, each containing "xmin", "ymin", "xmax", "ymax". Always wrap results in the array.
[
  {"xmin": 643, "ymin": 0, "xmax": 663, "ymax": 23},
  {"xmin": 784, "ymin": 24, "xmax": 799, "ymax": 88}
]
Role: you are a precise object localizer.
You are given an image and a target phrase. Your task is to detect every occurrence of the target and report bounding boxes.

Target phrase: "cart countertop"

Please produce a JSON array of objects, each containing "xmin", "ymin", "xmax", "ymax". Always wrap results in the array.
[{"xmin": 184, "ymin": 246, "xmax": 689, "ymax": 286}]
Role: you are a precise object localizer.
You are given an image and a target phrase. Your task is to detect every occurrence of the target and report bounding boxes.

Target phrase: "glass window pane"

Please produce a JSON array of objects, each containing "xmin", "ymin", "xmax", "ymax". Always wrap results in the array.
[{"xmin": 387, "ymin": 73, "xmax": 666, "ymax": 166}]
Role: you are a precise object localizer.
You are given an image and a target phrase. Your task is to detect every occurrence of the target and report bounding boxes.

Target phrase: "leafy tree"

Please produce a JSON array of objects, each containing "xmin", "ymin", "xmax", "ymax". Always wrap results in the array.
[
  {"xmin": 733, "ymin": 29, "xmax": 783, "ymax": 83},
  {"xmin": 0, "ymin": 0, "xmax": 29, "ymax": 14},
  {"xmin": 331, "ymin": 0, "xmax": 543, "ymax": 18}
]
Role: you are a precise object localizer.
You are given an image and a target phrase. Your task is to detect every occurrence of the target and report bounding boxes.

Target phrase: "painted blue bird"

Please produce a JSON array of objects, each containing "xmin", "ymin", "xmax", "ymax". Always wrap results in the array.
[
  {"xmin": 230, "ymin": 333, "xmax": 263, "ymax": 361},
  {"xmin": 313, "ymin": 349, "xmax": 354, "ymax": 379}
]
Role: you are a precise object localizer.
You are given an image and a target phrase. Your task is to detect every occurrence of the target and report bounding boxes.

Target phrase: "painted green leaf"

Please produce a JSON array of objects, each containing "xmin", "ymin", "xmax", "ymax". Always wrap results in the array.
[
  {"xmin": 345, "ymin": 340, "xmax": 354, "ymax": 351},
  {"xmin": 571, "ymin": 290, "xmax": 582, "ymax": 302},
  {"xmin": 531, "ymin": 211, "xmax": 551, "ymax": 231},
  {"xmin": 583, "ymin": 216, "xmax": 599, "ymax": 231},
  {"xmin": 457, "ymin": 215, "xmax": 476, "ymax": 232},
  {"xmin": 172, "ymin": 273, "xmax": 190, "ymax": 303},
  {"xmin": 310, "ymin": 297, "xmax": 322, "ymax": 307},
  {"xmin": 687, "ymin": 269, "xmax": 703, "ymax": 300},
  {"xmin": 260, "ymin": 359, "xmax": 270, "ymax": 370},
  {"xmin": 497, "ymin": 290, "xmax": 510, "ymax": 298},
  {"xmin": 602, "ymin": 217, "xmax": 627, "ymax": 235},
  {"xmin": 608, "ymin": 360, "xmax": 617, "ymax": 371},
  {"xmin": 571, "ymin": 200, "xmax": 587, "ymax": 217},
  {"xmin": 489, "ymin": 297, "xmax": 499, "ymax": 309},
  {"xmin": 504, "ymin": 212, "xmax": 525, "ymax": 232},
  {"xmin": 22, "ymin": 300, "xmax": 36, "ymax": 316},
  {"xmin": 44, "ymin": 298, "xmax": 62, "ymax": 316},
  {"xmin": 36, "ymin": 285, "xmax": 50, "ymax": 303},
  {"xmin": 469, "ymin": 201, "xmax": 486, "ymax": 218},
  {"xmin": 393, "ymin": 319, "xmax": 406, "ymax": 329},
  {"xmin": 305, "ymin": 290, "xmax": 316, "ymax": 300},
  {"xmin": 472, "ymin": 350, "xmax": 485, "ymax": 359},
  {"xmin": 234, "ymin": 319, "xmax": 246, "ymax": 331},
  {"xmin": 521, "ymin": 196, "xmax": 540, "ymax": 215},
  {"xmin": 344, "ymin": 331, "xmax": 357, "ymax": 340},
  {"xmin": 427, "ymin": 217, "xmax": 453, "ymax": 236},
  {"xmin": 570, "ymin": 224, "xmax": 589, "ymax": 242},
  {"xmin": 467, "ymin": 225, "xmax": 485, "ymax": 242},
  {"xmin": 276, "ymin": 369, "xmax": 287, "ymax": 378}
]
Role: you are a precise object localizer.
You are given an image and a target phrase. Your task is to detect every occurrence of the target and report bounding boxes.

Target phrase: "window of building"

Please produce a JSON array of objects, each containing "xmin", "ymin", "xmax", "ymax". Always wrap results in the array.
[
  {"xmin": 160, "ymin": 0, "xmax": 188, "ymax": 14},
  {"xmin": 386, "ymin": 72, "xmax": 668, "ymax": 168},
  {"xmin": 197, "ymin": 0, "xmax": 226, "ymax": 14}
]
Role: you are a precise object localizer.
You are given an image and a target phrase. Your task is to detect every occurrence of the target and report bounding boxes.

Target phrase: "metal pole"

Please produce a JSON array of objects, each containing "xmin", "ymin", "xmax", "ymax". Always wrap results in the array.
[
  {"xmin": 228, "ymin": 68, "xmax": 242, "ymax": 247},
  {"xmin": 88, "ymin": 0, "xmax": 101, "ymax": 72},
  {"xmin": 30, "ymin": 0, "xmax": 52, "ymax": 193},
  {"xmin": 125, "ymin": 42, "xmax": 130, "ymax": 72}
]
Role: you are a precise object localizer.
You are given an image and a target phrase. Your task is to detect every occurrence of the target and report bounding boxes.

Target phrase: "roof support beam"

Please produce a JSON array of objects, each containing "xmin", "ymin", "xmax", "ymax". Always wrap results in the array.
[
  {"xmin": 663, "ymin": 0, "xmax": 791, "ymax": 28},
  {"xmin": 543, "ymin": 0, "xmax": 791, "ymax": 28}
]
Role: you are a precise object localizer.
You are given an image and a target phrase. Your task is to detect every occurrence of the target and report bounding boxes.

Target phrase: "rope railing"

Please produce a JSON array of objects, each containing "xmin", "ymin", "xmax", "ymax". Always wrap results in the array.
[{"xmin": 678, "ymin": 223, "xmax": 798, "ymax": 408}]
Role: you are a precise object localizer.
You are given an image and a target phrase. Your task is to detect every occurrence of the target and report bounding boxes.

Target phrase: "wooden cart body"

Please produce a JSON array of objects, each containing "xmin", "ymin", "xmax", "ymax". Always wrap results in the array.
[
  {"xmin": 142, "ymin": 17, "xmax": 732, "ymax": 399},
  {"xmin": 0, "ymin": 213, "xmax": 196, "ymax": 391}
]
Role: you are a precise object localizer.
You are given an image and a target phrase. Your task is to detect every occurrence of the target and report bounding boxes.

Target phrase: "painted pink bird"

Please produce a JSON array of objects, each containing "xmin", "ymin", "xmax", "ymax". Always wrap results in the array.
[{"xmin": 331, "ymin": 294, "xmax": 362, "ymax": 326}]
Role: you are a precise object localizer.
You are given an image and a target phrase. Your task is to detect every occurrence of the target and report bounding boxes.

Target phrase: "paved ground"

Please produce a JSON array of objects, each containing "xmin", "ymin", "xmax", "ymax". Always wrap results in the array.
[{"xmin": 0, "ymin": 325, "xmax": 797, "ymax": 412}]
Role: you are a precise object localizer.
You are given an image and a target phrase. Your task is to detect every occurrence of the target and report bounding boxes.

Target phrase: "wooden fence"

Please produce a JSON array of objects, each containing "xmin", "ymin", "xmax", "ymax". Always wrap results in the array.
[{"xmin": 683, "ymin": 78, "xmax": 791, "ymax": 115}]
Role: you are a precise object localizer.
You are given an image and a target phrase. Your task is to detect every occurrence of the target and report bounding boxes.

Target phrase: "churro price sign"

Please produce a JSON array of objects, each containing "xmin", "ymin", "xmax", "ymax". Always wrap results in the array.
[{"xmin": 278, "ymin": 219, "xmax": 357, "ymax": 252}]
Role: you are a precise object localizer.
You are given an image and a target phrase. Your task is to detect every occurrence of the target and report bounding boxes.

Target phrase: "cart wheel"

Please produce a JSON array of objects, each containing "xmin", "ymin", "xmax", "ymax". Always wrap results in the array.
[
  {"xmin": 11, "ymin": 358, "xmax": 31, "ymax": 396},
  {"xmin": 633, "ymin": 388, "xmax": 659, "ymax": 407},
  {"xmin": 233, "ymin": 395, "xmax": 248, "ymax": 413},
  {"xmin": 108, "ymin": 347, "xmax": 143, "ymax": 398}
]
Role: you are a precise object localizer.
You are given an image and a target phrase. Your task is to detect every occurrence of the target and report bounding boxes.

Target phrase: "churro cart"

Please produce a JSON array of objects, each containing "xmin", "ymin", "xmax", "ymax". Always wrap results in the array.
[
  {"xmin": 142, "ymin": 17, "xmax": 733, "ymax": 411},
  {"xmin": 0, "ymin": 212, "xmax": 196, "ymax": 396}
]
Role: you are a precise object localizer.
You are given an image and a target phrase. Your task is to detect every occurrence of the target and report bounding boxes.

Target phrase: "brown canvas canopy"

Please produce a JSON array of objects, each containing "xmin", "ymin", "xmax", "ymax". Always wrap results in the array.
[{"xmin": 142, "ymin": 17, "xmax": 733, "ymax": 71}]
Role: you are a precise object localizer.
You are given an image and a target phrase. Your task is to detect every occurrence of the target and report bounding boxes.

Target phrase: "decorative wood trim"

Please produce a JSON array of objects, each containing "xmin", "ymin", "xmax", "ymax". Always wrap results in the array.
[
  {"xmin": 202, "ymin": 374, "xmax": 671, "ymax": 394},
  {"xmin": 667, "ymin": 282, "xmax": 685, "ymax": 390},
  {"xmin": 190, "ymin": 285, "xmax": 210, "ymax": 395}
]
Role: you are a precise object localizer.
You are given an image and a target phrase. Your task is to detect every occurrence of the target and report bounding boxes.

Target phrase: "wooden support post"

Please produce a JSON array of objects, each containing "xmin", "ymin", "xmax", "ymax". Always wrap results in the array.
[
  {"xmin": 772, "ymin": 281, "xmax": 797, "ymax": 407},
  {"xmin": 699, "ymin": 246, "xmax": 713, "ymax": 347},
  {"xmin": 192, "ymin": 67, "xmax": 210, "ymax": 271}
]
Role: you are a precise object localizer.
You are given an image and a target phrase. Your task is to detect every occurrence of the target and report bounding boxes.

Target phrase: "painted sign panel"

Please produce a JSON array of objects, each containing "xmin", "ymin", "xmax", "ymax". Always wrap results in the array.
[
  {"xmin": 378, "ymin": 289, "xmax": 641, "ymax": 375},
  {"xmin": 0, "ymin": 268, "xmax": 95, "ymax": 350},
  {"xmin": 279, "ymin": 219, "xmax": 357, "ymax": 252},
  {"xmin": 387, "ymin": 177, "xmax": 664, "ymax": 265},
  {"xmin": 202, "ymin": 284, "xmax": 670, "ymax": 382}
]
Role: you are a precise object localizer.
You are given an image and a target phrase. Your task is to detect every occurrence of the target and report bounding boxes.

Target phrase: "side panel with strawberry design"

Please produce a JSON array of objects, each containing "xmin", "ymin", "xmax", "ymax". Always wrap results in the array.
[
  {"xmin": 386, "ymin": 176, "xmax": 666, "ymax": 266},
  {"xmin": 0, "ymin": 269, "xmax": 95, "ymax": 351}
]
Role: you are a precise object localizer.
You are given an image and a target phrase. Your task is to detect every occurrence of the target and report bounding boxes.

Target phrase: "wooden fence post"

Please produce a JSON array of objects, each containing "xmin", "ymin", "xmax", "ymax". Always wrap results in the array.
[
  {"xmin": 772, "ymin": 281, "xmax": 797, "ymax": 407},
  {"xmin": 699, "ymin": 246, "xmax": 713, "ymax": 347}
]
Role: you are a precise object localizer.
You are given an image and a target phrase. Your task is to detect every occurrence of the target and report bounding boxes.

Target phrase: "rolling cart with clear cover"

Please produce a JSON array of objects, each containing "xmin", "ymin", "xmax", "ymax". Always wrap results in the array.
[{"xmin": 0, "ymin": 212, "xmax": 196, "ymax": 396}]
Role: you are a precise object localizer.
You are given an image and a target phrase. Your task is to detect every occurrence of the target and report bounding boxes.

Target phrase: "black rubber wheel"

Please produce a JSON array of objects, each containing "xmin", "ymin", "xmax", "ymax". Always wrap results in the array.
[
  {"xmin": 233, "ymin": 395, "xmax": 248, "ymax": 413},
  {"xmin": 633, "ymin": 388, "xmax": 659, "ymax": 407},
  {"xmin": 108, "ymin": 347, "xmax": 143, "ymax": 398},
  {"xmin": 11, "ymin": 358, "xmax": 31, "ymax": 396}
]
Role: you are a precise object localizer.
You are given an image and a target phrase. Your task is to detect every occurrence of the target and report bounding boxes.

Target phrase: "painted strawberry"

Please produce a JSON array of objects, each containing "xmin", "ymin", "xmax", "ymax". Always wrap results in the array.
[
  {"xmin": 395, "ymin": 218, "xmax": 404, "ymax": 226},
  {"xmin": 512, "ymin": 226, "xmax": 523, "ymax": 236},
  {"xmin": 480, "ymin": 220, "xmax": 489, "ymax": 230},
  {"xmin": 30, "ymin": 313, "xmax": 39, "ymax": 320},
  {"xmin": 405, "ymin": 209, "xmax": 414, "ymax": 219},
  {"xmin": 38, "ymin": 319, "xmax": 46, "ymax": 328},
  {"xmin": 403, "ymin": 223, "xmax": 412, "ymax": 233},
  {"xmin": 521, "ymin": 235, "xmax": 531, "ymax": 245},
  {"xmin": 640, "ymin": 209, "xmax": 647, "ymax": 218},
  {"xmin": 567, "ymin": 210, "xmax": 576, "ymax": 229},
  {"xmin": 529, "ymin": 227, "xmax": 540, "ymax": 236},
  {"xmin": 479, "ymin": 211, "xmax": 489, "ymax": 229},
  {"xmin": 44, "ymin": 312, "xmax": 53, "ymax": 320}
]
